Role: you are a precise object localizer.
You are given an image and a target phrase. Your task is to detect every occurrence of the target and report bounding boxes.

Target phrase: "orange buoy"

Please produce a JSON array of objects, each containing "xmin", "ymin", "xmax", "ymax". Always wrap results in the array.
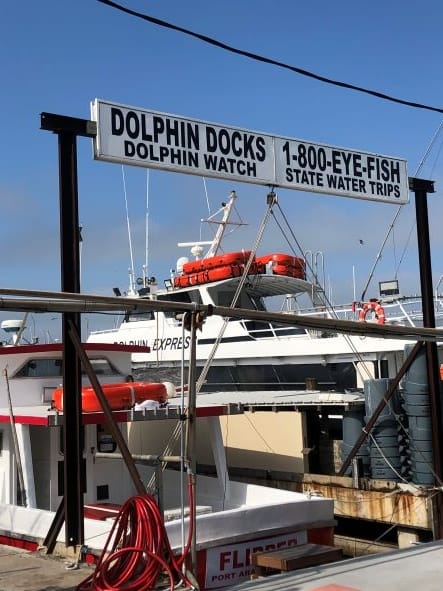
[
  {"xmin": 52, "ymin": 381, "xmax": 167, "ymax": 413},
  {"xmin": 358, "ymin": 301, "xmax": 386, "ymax": 324}
]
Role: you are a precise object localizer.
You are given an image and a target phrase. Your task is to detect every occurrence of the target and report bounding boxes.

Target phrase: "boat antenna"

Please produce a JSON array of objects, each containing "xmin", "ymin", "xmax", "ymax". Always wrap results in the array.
[
  {"xmin": 121, "ymin": 166, "xmax": 137, "ymax": 295},
  {"xmin": 360, "ymin": 118, "xmax": 443, "ymax": 302},
  {"xmin": 143, "ymin": 169, "xmax": 150, "ymax": 286},
  {"xmin": 202, "ymin": 177, "xmax": 211, "ymax": 215}
]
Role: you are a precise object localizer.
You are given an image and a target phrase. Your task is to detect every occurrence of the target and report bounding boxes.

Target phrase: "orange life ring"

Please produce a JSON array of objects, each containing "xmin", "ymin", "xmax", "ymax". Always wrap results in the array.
[
  {"xmin": 52, "ymin": 381, "xmax": 167, "ymax": 413},
  {"xmin": 358, "ymin": 301, "xmax": 386, "ymax": 324}
]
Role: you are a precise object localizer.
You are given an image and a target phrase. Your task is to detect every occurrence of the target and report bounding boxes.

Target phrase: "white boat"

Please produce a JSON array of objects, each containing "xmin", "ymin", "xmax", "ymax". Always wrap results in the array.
[
  {"xmin": 0, "ymin": 327, "xmax": 336, "ymax": 589},
  {"xmin": 88, "ymin": 190, "xmax": 443, "ymax": 393}
]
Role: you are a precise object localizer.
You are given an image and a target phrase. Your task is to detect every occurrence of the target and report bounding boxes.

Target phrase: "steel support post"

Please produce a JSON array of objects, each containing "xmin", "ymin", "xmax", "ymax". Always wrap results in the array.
[
  {"xmin": 410, "ymin": 177, "xmax": 443, "ymax": 539},
  {"xmin": 40, "ymin": 113, "xmax": 96, "ymax": 549}
]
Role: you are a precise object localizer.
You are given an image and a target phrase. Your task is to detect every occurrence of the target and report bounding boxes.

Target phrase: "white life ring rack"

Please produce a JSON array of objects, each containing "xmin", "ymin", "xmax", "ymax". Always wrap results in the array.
[{"xmin": 358, "ymin": 300, "xmax": 386, "ymax": 324}]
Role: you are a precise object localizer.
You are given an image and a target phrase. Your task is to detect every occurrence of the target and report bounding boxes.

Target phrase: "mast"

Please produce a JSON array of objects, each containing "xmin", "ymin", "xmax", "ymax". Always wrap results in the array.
[
  {"xmin": 204, "ymin": 190, "xmax": 237, "ymax": 258},
  {"xmin": 177, "ymin": 190, "xmax": 246, "ymax": 261}
]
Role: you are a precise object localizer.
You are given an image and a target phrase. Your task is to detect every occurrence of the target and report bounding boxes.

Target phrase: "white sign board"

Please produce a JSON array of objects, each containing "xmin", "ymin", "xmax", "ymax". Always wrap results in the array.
[
  {"xmin": 204, "ymin": 529, "xmax": 307, "ymax": 588},
  {"xmin": 91, "ymin": 99, "xmax": 409, "ymax": 204}
]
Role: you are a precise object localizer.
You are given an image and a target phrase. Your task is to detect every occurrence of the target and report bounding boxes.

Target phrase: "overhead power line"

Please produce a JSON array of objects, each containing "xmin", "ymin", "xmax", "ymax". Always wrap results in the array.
[{"xmin": 97, "ymin": 0, "xmax": 443, "ymax": 115}]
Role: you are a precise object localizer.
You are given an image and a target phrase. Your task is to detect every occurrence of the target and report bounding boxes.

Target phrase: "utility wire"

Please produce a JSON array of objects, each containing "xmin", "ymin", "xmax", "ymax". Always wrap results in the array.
[{"xmin": 97, "ymin": 0, "xmax": 443, "ymax": 115}]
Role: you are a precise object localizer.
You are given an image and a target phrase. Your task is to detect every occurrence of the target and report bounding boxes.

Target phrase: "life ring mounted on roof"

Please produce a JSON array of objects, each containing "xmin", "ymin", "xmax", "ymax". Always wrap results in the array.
[{"xmin": 358, "ymin": 300, "xmax": 386, "ymax": 324}]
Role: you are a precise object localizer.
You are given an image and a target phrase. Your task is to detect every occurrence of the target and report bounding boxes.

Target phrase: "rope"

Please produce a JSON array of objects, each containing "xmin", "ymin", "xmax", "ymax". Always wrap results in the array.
[
  {"xmin": 195, "ymin": 191, "xmax": 276, "ymax": 394},
  {"xmin": 76, "ymin": 493, "xmax": 195, "ymax": 591},
  {"xmin": 274, "ymin": 201, "xmax": 377, "ymax": 384}
]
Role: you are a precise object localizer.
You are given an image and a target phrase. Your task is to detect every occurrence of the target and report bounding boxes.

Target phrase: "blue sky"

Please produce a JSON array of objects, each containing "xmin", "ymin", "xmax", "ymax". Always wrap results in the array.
[{"xmin": 1, "ymin": 0, "xmax": 443, "ymax": 341}]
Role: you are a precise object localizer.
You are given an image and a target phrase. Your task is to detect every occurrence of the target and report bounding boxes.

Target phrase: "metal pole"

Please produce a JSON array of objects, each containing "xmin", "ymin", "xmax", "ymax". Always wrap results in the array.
[
  {"xmin": 1, "ymin": 287, "xmax": 443, "ymax": 341},
  {"xmin": 58, "ymin": 128, "xmax": 83, "ymax": 549},
  {"xmin": 410, "ymin": 177, "xmax": 443, "ymax": 539},
  {"xmin": 185, "ymin": 312, "xmax": 198, "ymax": 572},
  {"xmin": 40, "ymin": 113, "xmax": 96, "ymax": 550}
]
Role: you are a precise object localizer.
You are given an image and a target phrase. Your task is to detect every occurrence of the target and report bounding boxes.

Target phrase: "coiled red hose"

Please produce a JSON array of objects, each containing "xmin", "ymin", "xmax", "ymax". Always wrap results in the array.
[{"xmin": 77, "ymin": 489, "xmax": 195, "ymax": 591}]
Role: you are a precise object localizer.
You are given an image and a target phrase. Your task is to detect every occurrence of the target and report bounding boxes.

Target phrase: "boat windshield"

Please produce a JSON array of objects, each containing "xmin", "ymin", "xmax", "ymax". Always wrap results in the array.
[
  {"xmin": 156, "ymin": 289, "xmax": 203, "ymax": 318},
  {"xmin": 208, "ymin": 284, "xmax": 266, "ymax": 311},
  {"xmin": 13, "ymin": 357, "xmax": 121, "ymax": 378}
]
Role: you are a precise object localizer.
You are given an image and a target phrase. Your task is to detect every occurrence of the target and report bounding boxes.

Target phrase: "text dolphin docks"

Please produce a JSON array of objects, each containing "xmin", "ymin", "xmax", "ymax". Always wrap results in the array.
[{"xmin": 110, "ymin": 107, "xmax": 269, "ymax": 179}]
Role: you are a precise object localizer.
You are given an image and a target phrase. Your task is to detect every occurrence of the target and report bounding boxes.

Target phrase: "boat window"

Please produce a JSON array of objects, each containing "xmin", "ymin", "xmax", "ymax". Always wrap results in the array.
[
  {"xmin": 13, "ymin": 357, "xmax": 120, "ymax": 378},
  {"xmin": 209, "ymin": 288, "xmax": 236, "ymax": 307},
  {"xmin": 246, "ymin": 293, "xmax": 266, "ymax": 311},
  {"xmin": 14, "ymin": 358, "xmax": 63, "ymax": 378},
  {"xmin": 209, "ymin": 286, "xmax": 266, "ymax": 311},
  {"xmin": 124, "ymin": 310, "xmax": 155, "ymax": 322},
  {"xmin": 88, "ymin": 358, "xmax": 120, "ymax": 376}
]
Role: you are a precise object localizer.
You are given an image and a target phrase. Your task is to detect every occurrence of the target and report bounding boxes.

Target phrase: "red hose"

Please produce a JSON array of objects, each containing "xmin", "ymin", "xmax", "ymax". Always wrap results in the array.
[
  {"xmin": 77, "ymin": 492, "xmax": 195, "ymax": 591},
  {"xmin": 176, "ymin": 474, "xmax": 195, "ymax": 568}
]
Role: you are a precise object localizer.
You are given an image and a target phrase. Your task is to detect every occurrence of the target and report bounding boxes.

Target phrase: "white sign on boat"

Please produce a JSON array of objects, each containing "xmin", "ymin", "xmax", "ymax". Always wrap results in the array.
[
  {"xmin": 91, "ymin": 98, "xmax": 409, "ymax": 204},
  {"xmin": 204, "ymin": 530, "xmax": 307, "ymax": 588}
]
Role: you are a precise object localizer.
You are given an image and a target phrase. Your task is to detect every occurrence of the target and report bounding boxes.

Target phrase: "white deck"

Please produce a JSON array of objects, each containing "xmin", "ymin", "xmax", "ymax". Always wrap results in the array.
[{"xmin": 227, "ymin": 540, "xmax": 443, "ymax": 591}]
